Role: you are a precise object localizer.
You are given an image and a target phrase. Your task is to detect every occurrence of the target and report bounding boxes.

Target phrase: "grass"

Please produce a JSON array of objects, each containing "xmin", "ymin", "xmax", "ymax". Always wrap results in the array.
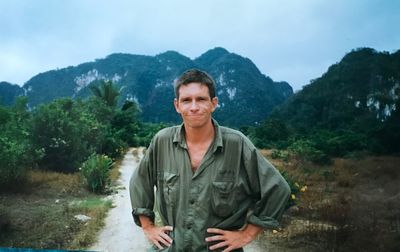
[
  {"xmin": 68, "ymin": 198, "xmax": 113, "ymax": 249},
  {"xmin": 0, "ymin": 158, "xmax": 121, "ymax": 250},
  {"xmin": 109, "ymin": 158, "xmax": 122, "ymax": 187},
  {"xmin": 262, "ymin": 151, "xmax": 400, "ymax": 251}
]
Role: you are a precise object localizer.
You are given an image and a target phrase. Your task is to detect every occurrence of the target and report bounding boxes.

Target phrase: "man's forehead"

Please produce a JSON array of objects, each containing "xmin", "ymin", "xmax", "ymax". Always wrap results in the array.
[{"xmin": 178, "ymin": 83, "xmax": 209, "ymax": 93}]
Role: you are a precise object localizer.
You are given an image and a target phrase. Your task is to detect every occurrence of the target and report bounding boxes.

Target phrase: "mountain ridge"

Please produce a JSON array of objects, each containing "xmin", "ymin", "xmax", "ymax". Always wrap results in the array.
[
  {"xmin": 0, "ymin": 47, "xmax": 292, "ymax": 127},
  {"xmin": 270, "ymin": 47, "xmax": 400, "ymax": 152}
]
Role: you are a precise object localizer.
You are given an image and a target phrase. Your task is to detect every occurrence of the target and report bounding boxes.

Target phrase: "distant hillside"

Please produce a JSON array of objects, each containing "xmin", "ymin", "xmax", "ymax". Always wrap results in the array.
[
  {"xmin": 0, "ymin": 82, "xmax": 24, "ymax": 106},
  {"xmin": 194, "ymin": 48, "xmax": 292, "ymax": 125},
  {"xmin": 271, "ymin": 48, "xmax": 400, "ymax": 152},
  {"xmin": 4, "ymin": 47, "xmax": 293, "ymax": 126}
]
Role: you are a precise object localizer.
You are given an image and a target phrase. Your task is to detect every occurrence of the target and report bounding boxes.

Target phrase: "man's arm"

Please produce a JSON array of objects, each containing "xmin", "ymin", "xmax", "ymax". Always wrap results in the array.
[
  {"xmin": 130, "ymin": 141, "xmax": 173, "ymax": 248},
  {"xmin": 130, "ymin": 142, "xmax": 158, "ymax": 226},
  {"xmin": 205, "ymin": 140, "xmax": 290, "ymax": 251},
  {"xmin": 206, "ymin": 223, "xmax": 263, "ymax": 251},
  {"xmin": 138, "ymin": 215, "xmax": 173, "ymax": 250}
]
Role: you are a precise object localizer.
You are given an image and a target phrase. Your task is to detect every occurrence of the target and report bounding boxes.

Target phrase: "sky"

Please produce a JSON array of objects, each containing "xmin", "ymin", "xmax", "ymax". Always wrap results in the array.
[{"xmin": 0, "ymin": 0, "xmax": 399, "ymax": 91}]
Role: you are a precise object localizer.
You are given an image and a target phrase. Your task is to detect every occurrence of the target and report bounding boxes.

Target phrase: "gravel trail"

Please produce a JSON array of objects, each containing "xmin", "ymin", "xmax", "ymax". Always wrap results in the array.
[{"xmin": 90, "ymin": 148, "xmax": 149, "ymax": 252}]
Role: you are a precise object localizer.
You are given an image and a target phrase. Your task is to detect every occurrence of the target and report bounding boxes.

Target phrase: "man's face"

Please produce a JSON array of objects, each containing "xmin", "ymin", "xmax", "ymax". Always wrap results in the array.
[{"xmin": 174, "ymin": 83, "xmax": 218, "ymax": 129}]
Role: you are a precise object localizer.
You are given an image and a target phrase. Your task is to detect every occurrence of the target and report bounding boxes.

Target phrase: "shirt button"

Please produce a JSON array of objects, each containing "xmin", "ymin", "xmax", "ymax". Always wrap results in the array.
[{"xmin": 189, "ymin": 199, "xmax": 195, "ymax": 204}]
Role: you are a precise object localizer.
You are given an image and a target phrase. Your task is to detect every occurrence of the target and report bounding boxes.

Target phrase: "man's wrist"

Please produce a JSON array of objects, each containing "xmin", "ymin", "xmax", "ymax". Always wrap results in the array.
[
  {"xmin": 139, "ymin": 215, "xmax": 155, "ymax": 229},
  {"xmin": 242, "ymin": 223, "xmax": 263, "ymax": 242}
]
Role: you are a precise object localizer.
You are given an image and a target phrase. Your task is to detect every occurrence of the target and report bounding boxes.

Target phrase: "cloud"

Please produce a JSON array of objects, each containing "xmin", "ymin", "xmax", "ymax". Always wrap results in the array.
[{"xmin": 0, "ymin": 0, "xmax": 399, "ymax": 90}]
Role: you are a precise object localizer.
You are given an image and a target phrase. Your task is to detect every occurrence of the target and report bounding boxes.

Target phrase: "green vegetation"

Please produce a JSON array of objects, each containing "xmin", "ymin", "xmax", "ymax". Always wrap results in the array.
[
  {"xmin": 31, "ymin": 98, "xmax": 102, "ymax": 172},
  {"xmin": 80, "ymin": 154, "xmax": 113, "ymax": 193},
  {"xmin": 89, "ymin": 80, "xmax": 121, "ymax": 108},
  {"xmin": 0, "ymin": 97, "xmax": 38, "ymax": 189},
  {"xmin": 249, "ymin": 48, "xmax": 400, "ymax": 163},
  {"xmin": 0, "ymin": 80, "xmax": 163, "ymax": 188}
]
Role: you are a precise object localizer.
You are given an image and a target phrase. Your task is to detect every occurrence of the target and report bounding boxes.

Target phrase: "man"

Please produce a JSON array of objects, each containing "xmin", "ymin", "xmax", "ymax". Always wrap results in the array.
[{"xmin": 129, "ymin": 69, "xmax": 290, "ymax": 251}]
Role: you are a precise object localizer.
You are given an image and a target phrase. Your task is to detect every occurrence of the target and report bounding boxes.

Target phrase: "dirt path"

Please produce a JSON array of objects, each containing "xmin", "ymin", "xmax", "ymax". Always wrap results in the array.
[
  {"xmin": 90, "ymin": 148, "xmax": 150, "ymax": 252},
  {"xmin": 90, "ymin": 147, "xmax": 266, "ymax": 251}
]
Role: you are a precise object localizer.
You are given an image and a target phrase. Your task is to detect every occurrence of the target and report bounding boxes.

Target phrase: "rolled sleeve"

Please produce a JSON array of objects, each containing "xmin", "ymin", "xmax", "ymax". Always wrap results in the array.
[
  {"xmin": 131, "ymin": 208, "xmax": 155, "ymax": 227},
  {"xmin": 129, "ymin": 142, "xmax": 157, "ymax": 227},
  {"xmin": 244, "ymin": 142, "xmax": 291, "ymax": 229}
]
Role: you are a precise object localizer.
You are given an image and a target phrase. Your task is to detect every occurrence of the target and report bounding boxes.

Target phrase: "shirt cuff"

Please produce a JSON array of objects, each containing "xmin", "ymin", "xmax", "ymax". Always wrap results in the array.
[
  {"xmin": 131, "ymin": 208, "xmax": 155, "ymax": 227},
  {"xmin": 247, "ymin": 214, "xmax": 280, "ymax": 229}
]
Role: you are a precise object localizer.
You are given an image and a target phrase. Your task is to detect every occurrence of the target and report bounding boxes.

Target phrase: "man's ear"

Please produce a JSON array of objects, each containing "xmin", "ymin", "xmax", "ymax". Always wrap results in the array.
[
  {"xmin": 211, "ymin": 97, "xmax": 218, "ymax": 112},
  {"xmin": 174, "ymin": 98, "xmax": 181, "ymax": 114}
]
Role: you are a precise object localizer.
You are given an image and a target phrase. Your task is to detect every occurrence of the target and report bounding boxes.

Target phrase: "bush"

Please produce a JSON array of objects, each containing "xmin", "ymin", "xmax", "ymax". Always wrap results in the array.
[
  {"xmin": 0, "ymin": 98, "xmax": 39, "ymax": 189},
  {"xmin": 80, "ymin": 154, "xmax": 113, "ymax": 193},
  {"xmin": 31, "ymin": 98, "xmax": 104, "ymax": 172},
  {"xmin": 311, "ymin": 129, "xmax": 367, "ymax": 157},
  {"xmin": 101, "ymin": 133, "xmax": 127, "ymax": 159},
  {"xmin": 270, "ymin": 149, "xmax": 290, "ymax": 161},
  {"xmin": 250, "ymin": 119, "xmax": 292, "ymax": 149},
  {"xmin": 134, "ymin": 122, "xmax": 168, "ymax": 147},
  {"xmin": 0, "ymin": 134, "xmax": 31, "ymax": 188},
  {"xmin": 0, "ymin": 136, "xmax": 28, "ymax": 188},
  {"xmin": 288, "ymin": 138, "xmax": 331, "ymax": 165},
  {"xmin": 280, "ymin": 171, "xmax": 300, "ymax": 209}
]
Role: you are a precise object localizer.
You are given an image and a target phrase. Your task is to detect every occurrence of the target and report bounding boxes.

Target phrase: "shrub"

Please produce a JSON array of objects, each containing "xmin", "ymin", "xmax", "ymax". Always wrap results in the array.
[
  {"xmin": 31, "ymin": 98, "xmax": 104, "ymax": 172},
  {"xmin": 0, "ymin": 135, "xmax": 29, "ymax": 189},
  {"xmin": 80, "ymin": 154, "xmax": 113, "ymax": 193},
  {"xmin": 311, "ymin": 129, "xmax": 367, "ymax": 157},
  {"xmin": 271, "ymin": 149, "xmax": 289, "ymax": 161},
  {"xmin": 250, "ymin": 119, "xmax": 292, "ymax": 149},
  {"xmin": 0, "ymin": 98, "xmax": 38, "ymax": 189},
  {"xmin": 101, "ymin": 132, "xmax": 127, "ymax": 159},
  {"xmin": 280, "ymin": 171, "xmax": 300, "ymax": 209},
  {"xmin": 134, "ymin": 122, "xmax": 168, "ymax": 147},
  {"xmin": 288, "ymin": 138, "xmax": 331, "ymax": 165}
]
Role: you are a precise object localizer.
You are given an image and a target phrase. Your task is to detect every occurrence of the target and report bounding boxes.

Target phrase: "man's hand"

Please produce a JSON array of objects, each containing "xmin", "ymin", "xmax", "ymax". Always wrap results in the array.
[
  {"xmin": 139, "ymin": 215, "xmax": 173, "ymax": 249},
  {"xmin": 205, "ymin": 224, "xmax": 263, "ymax": 252}
]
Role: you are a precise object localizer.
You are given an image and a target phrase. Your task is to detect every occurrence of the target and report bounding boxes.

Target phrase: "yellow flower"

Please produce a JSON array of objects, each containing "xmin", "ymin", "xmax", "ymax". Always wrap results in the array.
[
  {"xmin": 272, "ymin": 229, "xmax": 278, "ymax": 234},
  {"xmin": 295, "ymin": 182, "xmax": 300, "ymax": 188},
  {"xmin": 300, "ymin": 185, "xmax": 307, "ymax": 192},
  {"xmin": 291, "ymin": 194, "xmax": 296, "ymax": 200}
]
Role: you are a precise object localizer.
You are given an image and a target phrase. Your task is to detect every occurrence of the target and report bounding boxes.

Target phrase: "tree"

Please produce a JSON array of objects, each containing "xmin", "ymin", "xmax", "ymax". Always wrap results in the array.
[
  {"xmin": 30, "ymin": 98, "xmax": 103, "ymax": 172},
  {"xmin": 0, "ymin": 97, "xmax": 36, "ymax": 189},
  {"xmin": 251, "ymin": 119, "xmax": 292, "ymax": 148},
  {"xmin": 89, "ymin": 80, "xmax": 122, "ymax": 107}
]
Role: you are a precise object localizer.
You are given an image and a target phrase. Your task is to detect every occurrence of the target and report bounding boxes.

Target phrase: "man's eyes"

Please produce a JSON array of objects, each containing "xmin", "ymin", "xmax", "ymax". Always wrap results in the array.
[{"xmin": 180, "ymin": 97, "xmax": 208, "ymax": 103}]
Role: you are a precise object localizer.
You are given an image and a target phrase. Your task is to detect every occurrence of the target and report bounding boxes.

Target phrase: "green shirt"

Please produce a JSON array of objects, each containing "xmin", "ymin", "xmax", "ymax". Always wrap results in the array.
[{"xmin": 129, "ymin": 120, "xmax": 290, "ymax": 251}]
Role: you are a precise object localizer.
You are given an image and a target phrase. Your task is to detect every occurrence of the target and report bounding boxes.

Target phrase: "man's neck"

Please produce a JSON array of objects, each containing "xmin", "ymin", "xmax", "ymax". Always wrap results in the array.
[{"xmin": 184, "ymin": 120, "xmax": 215, "ymax": 144}]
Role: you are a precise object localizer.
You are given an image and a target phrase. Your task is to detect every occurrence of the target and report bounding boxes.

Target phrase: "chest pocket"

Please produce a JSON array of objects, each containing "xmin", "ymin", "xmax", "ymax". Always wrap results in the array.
[
  {"xmin": 163, "ymin": 172, "xmax": 180, "ymax": 207},
  {"xmin": 211, "ymin": 181, "xmax": 238, "ymax": 217}
]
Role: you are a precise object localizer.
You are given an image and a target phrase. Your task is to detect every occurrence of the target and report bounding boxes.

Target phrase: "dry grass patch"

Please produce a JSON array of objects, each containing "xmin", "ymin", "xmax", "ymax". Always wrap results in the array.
[
  {"xmin": 68, "ymin": 198, "xmax": 113, "ymax": 249},
  {"xmin": 259, "ymin": 149, "xmax": 400, "ymax": 251},
  {"xmin": 27, "ymin": 170, "xmax": 84, "ymax": 195},
  {"xmin": 0, "ymin": 153, "xmax": 123, "ymax": 250}
]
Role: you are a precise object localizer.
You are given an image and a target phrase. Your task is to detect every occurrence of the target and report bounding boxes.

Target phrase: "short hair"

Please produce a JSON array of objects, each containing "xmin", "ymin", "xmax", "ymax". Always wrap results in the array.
[{"xmin": 174, "ymin": 69, "xmax": 216, "ymax": 99}]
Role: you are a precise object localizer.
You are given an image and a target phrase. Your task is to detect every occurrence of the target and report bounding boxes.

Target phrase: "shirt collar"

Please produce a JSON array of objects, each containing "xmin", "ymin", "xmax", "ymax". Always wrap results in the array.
[{"xmin": 173, "ymin": 118, "xmax": 223, "ymax": 152}]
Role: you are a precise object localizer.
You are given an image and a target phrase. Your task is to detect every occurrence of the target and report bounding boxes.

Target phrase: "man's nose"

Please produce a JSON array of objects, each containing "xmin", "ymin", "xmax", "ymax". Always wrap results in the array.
[{"xmin": 190, "ymin": 101, "xmax": 199, "ymax": 110}]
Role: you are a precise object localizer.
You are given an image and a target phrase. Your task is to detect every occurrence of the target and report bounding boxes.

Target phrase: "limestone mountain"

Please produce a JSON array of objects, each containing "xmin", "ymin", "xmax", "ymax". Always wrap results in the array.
[
  {"xmin": 0, "ymin": 82, "xmax": 24, "ymax": 106},
  {"xmin": 271, "ymin": 48, "xmax": 400, "ymax": 152},
  {"xmin": 2, "ymin": 47, "xmax": 293, "ymax": 127}
]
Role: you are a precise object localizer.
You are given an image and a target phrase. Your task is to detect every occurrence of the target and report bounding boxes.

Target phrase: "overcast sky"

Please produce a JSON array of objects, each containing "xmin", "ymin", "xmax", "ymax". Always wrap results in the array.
[{"xmin": 1, "ymin": 0, "xmax": 399, "ymax": 91}]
